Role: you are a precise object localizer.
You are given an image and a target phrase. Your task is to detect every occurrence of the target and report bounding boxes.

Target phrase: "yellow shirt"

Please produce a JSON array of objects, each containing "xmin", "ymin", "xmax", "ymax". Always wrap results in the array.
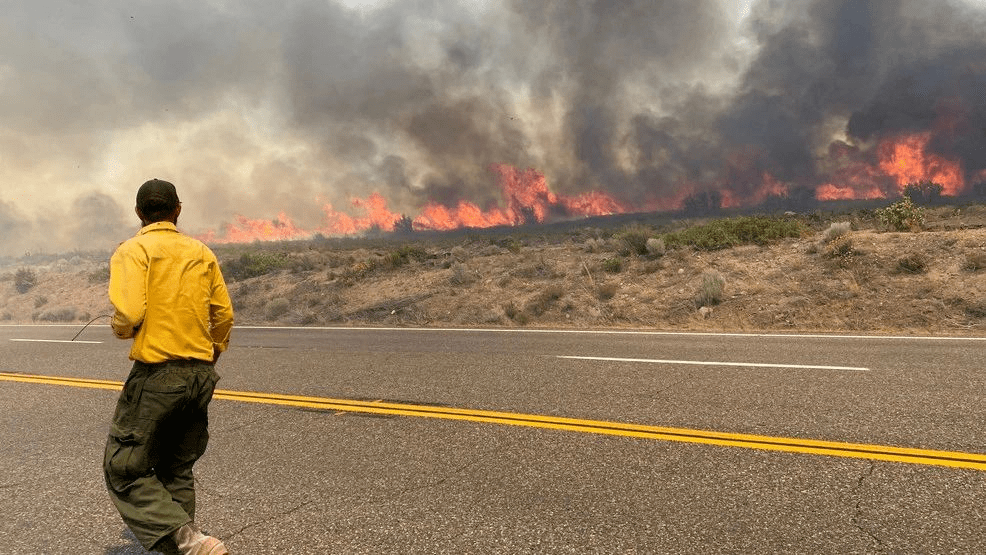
[{"xmin": 109, "ymin": 221, "xmax": 234, "ymax": 363}]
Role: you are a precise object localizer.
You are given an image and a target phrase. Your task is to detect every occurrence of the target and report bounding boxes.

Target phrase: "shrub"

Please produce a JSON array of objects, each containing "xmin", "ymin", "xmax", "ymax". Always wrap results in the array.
[
  {"xmin": 265, "ymin": 298, "xmax": 291, "ymax": 320},
  {"xmin": 822, "ymin": 222, "xmax": 851, "ymax": 243},
  {"xmin": 385, "ymin": 245, "xmax": 428, "ymax": 268},
  {"xmin": 895, "ymin": 253, "xmax": 928, "ymax": 274},
  {"xmin": 645, "ymin": 237, "xmax": 666, "ymax": 257},
  {"xmin": 596, "ymin": 282, "xmax": 619, "ymax": 301},
  {"xmin": 876, "ymin": 197, "xmax": 924, "ymax": 231},
  {"xmin": 525, "ymin": 285, "xmax": 565, "ymax": 316},
  {"xmin": 823, "ymin": 234, "xmax": 855, "ymax": 268},
  {"xmin": 222, "ymin": 252, "xmax": 292, "ymax": 281},
  {"xmin": 88, "ymin": 266, "xmax": 110, "ymax": 284},
  {"xmin": 616, "ymin": 223, "xmax": 653, "ymax": 256},
  {"xmin": 34, "ymin": 307, "xmax": 78, "ymax": 322},
  {"xmin": 449, "ymin": 263, "xmax": 477, "ymax": 285},
  {"xmin": 902, "ymin": 181, "xmax": 944, "ymax": 205},
  {"xmin": 663, "ymin": 216, "xmax": 804, "ymax": 251},
  {"xmin": 34, "ymin": 296, "xmax": 48, "ymax": 308},
  {"xmin": 14, "ymin": 268, "xmax": 37, "ymax": 294},
  {"xmin": 695, "ymin": 271, "xmax": 725, "ymax": 307},
  {"xmin": 602, "ymin": 258, "xmax": 623, "ymax": 273}
]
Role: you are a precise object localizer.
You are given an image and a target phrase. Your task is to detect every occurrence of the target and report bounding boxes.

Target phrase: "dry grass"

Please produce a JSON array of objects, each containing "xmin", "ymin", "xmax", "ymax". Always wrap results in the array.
[{"xmin": 1, "ymin": 205, "xmax": 985, "ymax": 334}]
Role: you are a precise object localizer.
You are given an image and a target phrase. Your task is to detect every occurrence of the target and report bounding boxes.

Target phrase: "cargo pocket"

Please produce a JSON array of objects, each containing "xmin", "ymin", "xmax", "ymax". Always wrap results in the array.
[
  {"xmin": 136, "ymin": 371, "xmax": 189, "ymax": 422},
  {"xmin": 104, "ymin": 423, "xmax": 150, "ymax": 492}
]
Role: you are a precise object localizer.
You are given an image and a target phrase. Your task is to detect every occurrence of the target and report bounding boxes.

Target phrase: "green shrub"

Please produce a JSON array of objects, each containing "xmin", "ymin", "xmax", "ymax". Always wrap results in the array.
[
  {"xmin": 14, "ymin": 268, "xmax": 37, "ymax": 294},
  {"xmin": 602, "ymin": 258, "xmax": 623, "ymax": 273},
  {"xmin": 222, "ymin": 252, "xmax": 292, "ymax": 281},
  {"xmin": 616, "ymin": 223, "xmax": 653, "ymax": 256},
  {"xmin": 695, "ymin": 271, "xmax": 725, "ymax": 307},
  {"xmin": 663, "ymin": 216, "xmax": 804, "ymax": 251},
  {"xmin": 385, "ymin": 245, "xmax": 428, "ymax": 268},
  {"xmin": 876, "ymin": 197, "xmax": 925, "ymax": 231}
]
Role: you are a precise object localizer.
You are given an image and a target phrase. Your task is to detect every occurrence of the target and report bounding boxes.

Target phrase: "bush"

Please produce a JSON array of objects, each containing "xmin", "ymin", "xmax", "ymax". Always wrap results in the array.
[
  {"xmin": 902, "ymin": 181, "xmax": 944, "ymax": 205},
  {"xmin": 222, "ymin": 252, "xmax": 292, "ymax": 281},
  {"xmin": 385, "ymin": 245, "xmax": 428, "ymax": 268},
  {"xmin": 663, "ymin": 216, "xmax": 804, "ymax": 251},
  {"xmin": 33, "ymin": 307, "xmax": 78, "ymax": 322},
  {"xmin": 602, "ymin": 258, "xmax": 623, "ymax": 273},
  {"xmin": 822, "ymin": 222, "xmax": 851, "ymax": 244},
  {"xmin": 596, "ymin": 282, "xmax": 618, "ymax": 301},
  {"xmin": 695, "ymin": 271, "xmax": 725, "ymax": 307},
  {"xmin": 449, "ymin": 263, "xmax": 476, "ymax": 285},
  {"xmin": 34, "ymin": 296, "xmax": 48, "ymax": 308},
  {"xmin": 645, "ymin": 237, "xmax": 666, "ymax": 257},
  {"xmin": 525, "ymin": 285, "xmax": 565, "ymax": 316},
  {"xmin": 876, "ymin": 197, "xmax": 924, "ymax": 231},
  {"xmin": 88, "ymin": 266, "xmax": 110, "ymax": 284},
  {"xmin": 616, "ymin": 223, "xmax": 653, "ymax": 256},
  {"xmin": 265, "ymin": 298, "xmax": 291, "ymax": 320},
  {"xmin": 14, "ymin": 268, "xmax": 37, "ymax": 294}
]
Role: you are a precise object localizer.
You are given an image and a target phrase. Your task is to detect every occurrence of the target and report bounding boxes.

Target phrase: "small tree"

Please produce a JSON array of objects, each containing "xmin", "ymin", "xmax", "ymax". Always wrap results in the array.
[
  {"xmin": 14, "ymin": 268, "xmax": 37, "ymax": 294},
  {"xmin": 902, "ymin": 181, "xmax": 944, "ymax": 205}
]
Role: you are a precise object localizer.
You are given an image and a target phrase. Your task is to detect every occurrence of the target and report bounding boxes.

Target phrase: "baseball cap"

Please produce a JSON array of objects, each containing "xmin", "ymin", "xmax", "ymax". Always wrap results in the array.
[{"xmin": 136, "ymin": 179, "xmax": 180, "ymax": 217}]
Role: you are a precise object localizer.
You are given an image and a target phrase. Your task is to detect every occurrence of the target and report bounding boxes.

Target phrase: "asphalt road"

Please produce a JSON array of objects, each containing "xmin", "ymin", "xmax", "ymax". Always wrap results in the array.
[{"xmin": 2, "ymin": 324, "xmax": 985, "ymax": 554}]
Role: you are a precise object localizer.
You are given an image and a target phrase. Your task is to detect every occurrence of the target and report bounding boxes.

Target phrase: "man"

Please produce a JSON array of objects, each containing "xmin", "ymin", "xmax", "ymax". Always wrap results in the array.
[{"xmin": 104, "ymin": 179, "xmax": 234, "ymax": 555}]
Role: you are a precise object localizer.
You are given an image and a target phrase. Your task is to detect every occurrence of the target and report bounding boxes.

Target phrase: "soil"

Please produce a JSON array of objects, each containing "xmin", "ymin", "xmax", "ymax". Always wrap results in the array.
[{"xmin": 2, "ymin": 205, "xmax": 984, "ymax": 336}]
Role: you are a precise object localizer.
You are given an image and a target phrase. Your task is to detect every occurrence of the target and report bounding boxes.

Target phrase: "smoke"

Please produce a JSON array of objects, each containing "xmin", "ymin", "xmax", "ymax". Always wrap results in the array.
[{"xmin": 1, "ymin": 0, "xmax": 985, "ymax": 254}]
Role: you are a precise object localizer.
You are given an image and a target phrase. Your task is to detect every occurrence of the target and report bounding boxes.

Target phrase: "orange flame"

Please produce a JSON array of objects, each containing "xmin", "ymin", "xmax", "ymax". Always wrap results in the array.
[
  {"xmin": 199, "ymin": 164, "xmax": 626, "ymax": 242},
  {"xmin": 816, "ymin": 132, "xmax": 966, "ymax": 201}
]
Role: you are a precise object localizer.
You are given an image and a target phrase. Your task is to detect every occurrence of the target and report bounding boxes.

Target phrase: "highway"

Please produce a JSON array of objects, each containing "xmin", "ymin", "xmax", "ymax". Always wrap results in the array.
[{"xmin": 2, "ymin": 324, "xmax": 985, "ymax": 554}]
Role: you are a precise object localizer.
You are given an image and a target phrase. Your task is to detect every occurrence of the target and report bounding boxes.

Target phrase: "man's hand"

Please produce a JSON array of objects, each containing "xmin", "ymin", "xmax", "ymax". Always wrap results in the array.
[{"xmin": 211, "ymin": 345, "xmax": 222, "ymax": 365}]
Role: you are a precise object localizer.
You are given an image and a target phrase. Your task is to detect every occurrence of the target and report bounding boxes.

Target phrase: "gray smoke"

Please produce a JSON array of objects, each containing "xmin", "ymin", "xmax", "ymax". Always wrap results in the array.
[{"xmin": 1, "ymin": 0, "xmax": 984, "ymax": 256}]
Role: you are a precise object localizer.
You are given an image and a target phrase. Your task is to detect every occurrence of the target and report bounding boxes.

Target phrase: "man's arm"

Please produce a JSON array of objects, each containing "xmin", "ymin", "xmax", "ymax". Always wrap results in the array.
[
  {"xmin": 108, "ymin": 246, "xmax": 147, "ymax": 339},
  {"xmin": 208, "ymin": 259, "xmax": 234, "ymax": 361}
]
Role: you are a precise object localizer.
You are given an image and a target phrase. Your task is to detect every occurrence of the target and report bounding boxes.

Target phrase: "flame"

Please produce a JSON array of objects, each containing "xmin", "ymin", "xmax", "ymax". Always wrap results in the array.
[
  {"xmin": 816, "ymin": 132, "xmax": 966, "ymax": 201},
  {"xmin": 877, "ymin": 132, "xmax": 963, "ymax": 196},
  {"xmin": 200, "ymin": 164, "xmax": 626, "ymax": 242}
]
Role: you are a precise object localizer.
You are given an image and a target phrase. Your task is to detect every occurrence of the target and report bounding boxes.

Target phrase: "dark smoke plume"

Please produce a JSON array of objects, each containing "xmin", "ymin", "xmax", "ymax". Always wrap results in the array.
[{"xmin": 1, "ymin": 0, "xmax": 985, "ymax": 255}]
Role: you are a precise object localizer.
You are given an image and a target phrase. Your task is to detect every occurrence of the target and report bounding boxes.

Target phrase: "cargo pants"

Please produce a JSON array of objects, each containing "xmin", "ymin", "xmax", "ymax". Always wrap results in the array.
[{"xmin": 103, "ymin": 359, "xmax": 219, "ymax": 551}]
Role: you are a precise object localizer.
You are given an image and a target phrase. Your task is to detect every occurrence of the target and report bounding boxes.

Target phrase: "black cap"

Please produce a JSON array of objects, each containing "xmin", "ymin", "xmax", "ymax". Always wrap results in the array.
[{"xmin": 136, "ymin": 179, "xmax": 180, "ymax": 220}]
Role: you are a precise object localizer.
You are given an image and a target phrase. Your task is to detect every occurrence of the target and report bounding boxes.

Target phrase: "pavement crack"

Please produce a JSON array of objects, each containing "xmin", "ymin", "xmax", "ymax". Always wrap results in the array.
[
  {"xmin": 849, "ymin": 460, "xmax": 885, "ymax": 552},
  {"xmin": 223, "ymin": 499, "xmax": 315, "ymax": 541}
]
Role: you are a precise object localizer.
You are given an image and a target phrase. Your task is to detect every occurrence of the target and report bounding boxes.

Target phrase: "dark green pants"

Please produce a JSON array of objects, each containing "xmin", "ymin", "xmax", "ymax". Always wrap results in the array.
[{"xmin": 103, "ymin": 359, "xmax": 218, "ymax": 551}]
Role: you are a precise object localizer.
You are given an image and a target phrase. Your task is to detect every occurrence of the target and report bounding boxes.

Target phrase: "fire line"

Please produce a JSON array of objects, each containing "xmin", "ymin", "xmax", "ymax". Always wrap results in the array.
[{"xmin": 3, "ymin": 371, "xmax": 985, "ymax": 471}]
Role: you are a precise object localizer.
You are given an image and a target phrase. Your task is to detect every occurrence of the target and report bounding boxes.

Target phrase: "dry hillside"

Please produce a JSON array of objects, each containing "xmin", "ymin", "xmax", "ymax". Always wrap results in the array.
[{"xmin": 1, "ymin": 204, "xmax": 984, "ymax": 336}]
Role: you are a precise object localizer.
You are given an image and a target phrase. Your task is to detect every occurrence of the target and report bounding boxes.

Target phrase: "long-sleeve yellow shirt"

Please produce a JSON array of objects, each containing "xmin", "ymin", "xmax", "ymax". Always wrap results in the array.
[{"xmin": 109, "ymin": 221, "xmax": 234, "ymax": 363}]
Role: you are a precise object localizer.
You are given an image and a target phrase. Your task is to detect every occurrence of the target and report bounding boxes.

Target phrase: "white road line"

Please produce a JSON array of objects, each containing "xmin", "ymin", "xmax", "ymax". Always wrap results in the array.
[
  {"xmin": 9, "ymin": 339, "xmax": 103, "ymax": 344},
  {"xmin": 558, "ymin": 355, "xmax": 870, "ymax": 372}
]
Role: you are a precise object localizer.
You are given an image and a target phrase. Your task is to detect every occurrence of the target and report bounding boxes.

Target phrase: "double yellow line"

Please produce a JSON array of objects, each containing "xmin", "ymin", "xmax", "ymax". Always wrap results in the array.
[{"xmin": 4, "ymin": 371, "xmax": 986, "ymax": 471}]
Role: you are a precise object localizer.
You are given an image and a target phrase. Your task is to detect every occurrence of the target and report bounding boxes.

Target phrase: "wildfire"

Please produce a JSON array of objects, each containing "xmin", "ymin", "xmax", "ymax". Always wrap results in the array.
[
  {"xmin": 201, "ymin": 164, "xmax": 626, "ymax": 243},
  {"xmin": 200, "ymin": 130, "xmax": 973, "ymax": 244},
  {"xmin": 816, "ymin": 131, "xmax": 966, "ymax": 201}
]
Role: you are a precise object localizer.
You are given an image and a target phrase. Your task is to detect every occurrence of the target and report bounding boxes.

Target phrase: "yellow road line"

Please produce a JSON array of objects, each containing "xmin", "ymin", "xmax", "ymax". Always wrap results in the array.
[{"xmin": 4, "ymin": 371, "xmax": 986, "ymax": 471}]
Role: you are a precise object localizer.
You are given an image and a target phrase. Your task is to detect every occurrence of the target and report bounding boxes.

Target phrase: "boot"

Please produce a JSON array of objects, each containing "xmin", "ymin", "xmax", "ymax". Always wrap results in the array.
[{"xmin": 173, "ymin": 523, "xmax": 229, "ymax": 555}]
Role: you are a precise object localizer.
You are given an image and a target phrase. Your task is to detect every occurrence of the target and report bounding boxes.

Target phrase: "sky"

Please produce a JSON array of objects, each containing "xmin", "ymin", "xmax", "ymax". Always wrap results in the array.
[{"xmin": 1, "ymin": 0, "xmax": 984, "ymax": 256}]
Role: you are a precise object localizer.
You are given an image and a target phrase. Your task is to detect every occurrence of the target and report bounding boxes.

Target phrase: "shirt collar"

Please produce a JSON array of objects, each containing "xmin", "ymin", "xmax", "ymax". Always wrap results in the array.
[{"xmin": 138, "ymin": 221, "xmax": 179, "ymax": 235}]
